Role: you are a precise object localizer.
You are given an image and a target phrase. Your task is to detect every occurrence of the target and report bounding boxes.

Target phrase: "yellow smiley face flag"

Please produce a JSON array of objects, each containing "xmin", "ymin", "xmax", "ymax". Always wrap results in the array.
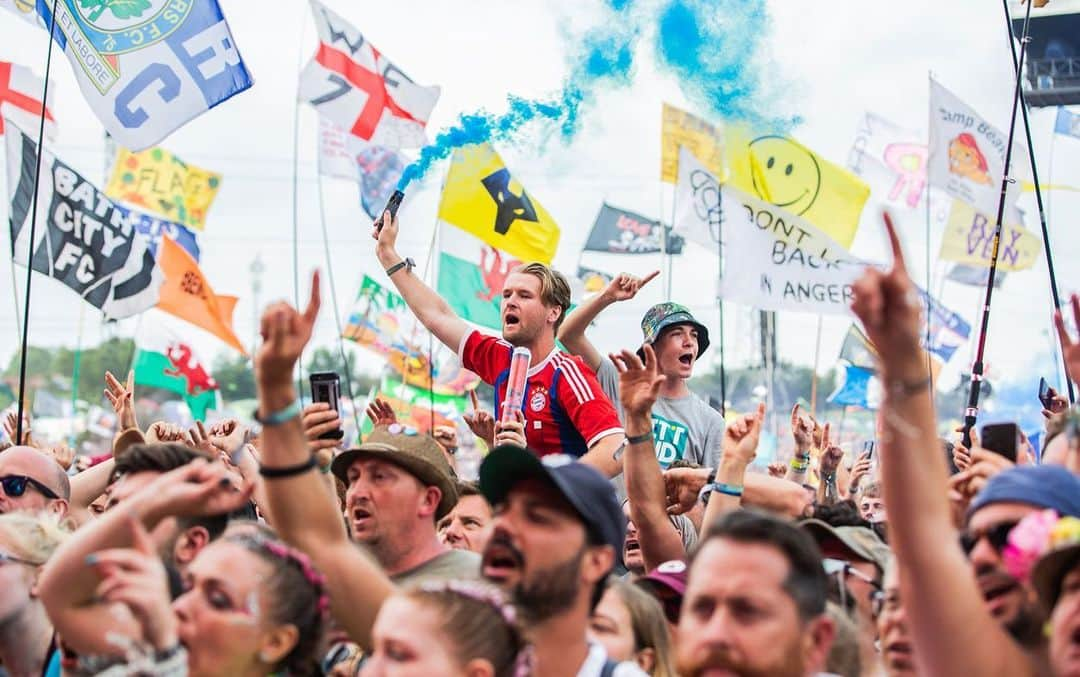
[
  {"xmin": 436, "ymin": 143, "xmax": 560, "ymax": 264},
  {"xmin": 105, "ymin": 146, "xmax": 222, "ymax": 231},
  {"xmin": 725, "ymin": 125, "xmax": 869, "ymax": 248}
]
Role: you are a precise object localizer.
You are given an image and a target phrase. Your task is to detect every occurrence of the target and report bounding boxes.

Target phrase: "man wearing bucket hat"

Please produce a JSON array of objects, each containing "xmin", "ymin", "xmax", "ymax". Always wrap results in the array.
[
  {"xmin": 559, "ymin": 273, "xmax": 724, "ymax": 472},
  {"xmin": 329, "ymin": 424, "xmax": 479, "ymax": 585}
]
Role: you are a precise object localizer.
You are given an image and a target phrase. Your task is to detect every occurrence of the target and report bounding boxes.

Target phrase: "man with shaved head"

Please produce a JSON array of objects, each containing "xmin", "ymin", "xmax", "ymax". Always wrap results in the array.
[{"xmin": 0, "ymin": 446, "xmax": 70, "ymax": 517}]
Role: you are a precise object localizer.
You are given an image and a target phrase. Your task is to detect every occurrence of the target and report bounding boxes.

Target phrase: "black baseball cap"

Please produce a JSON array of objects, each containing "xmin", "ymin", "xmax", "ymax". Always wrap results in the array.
[{"xmin": 479, "ymin": 445, "xmax": 625, "ymax": 552}]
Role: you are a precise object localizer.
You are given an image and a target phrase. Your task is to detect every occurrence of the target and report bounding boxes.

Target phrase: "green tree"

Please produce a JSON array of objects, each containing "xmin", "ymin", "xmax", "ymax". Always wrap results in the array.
[
  {"xmin": 212, "ymin": 354, "xmax": 256, "ymax": 402},
  {"xmin": 305, "ymin": 346, "xmax": 377, "ymax": 398}
]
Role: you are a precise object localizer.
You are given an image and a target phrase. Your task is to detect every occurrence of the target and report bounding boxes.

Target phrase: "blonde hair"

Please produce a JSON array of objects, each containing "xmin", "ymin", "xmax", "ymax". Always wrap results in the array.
[
  {"xmin": 0, "ymin": 512, "xmax": 71, "ymax": 566},
  {"xmin": 608, "ymin": 579, "xmax": 677, "ymax": 677},
  {"xmin": 513, "ymin": 263, "xmax": 572, "ymax": 333}
]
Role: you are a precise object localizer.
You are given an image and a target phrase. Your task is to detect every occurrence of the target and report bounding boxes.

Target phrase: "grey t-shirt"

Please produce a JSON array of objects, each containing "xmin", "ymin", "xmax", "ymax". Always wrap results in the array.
[
  {"xmin": 596, "ymin": 357, "xmax": 725, "ymax": 470},
  {"xmin": 391, "ymin": 548, "xmax": 480, "ymax": 587}
]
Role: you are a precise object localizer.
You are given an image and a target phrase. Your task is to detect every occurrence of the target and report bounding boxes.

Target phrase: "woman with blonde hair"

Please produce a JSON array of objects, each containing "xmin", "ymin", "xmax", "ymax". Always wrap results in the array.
[
  {"xmin": 0, "ymin": 511, "xmax": 70, "ymax": 677},
  {"xmin": 589, "ymin": 577, "xmax": 675, "ymax": 677}
]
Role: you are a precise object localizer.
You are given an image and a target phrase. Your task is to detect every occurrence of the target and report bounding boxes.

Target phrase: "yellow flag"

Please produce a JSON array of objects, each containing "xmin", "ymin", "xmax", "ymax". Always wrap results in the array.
[
  {"xmin": 939, "ymin": 201, "xmax": 1040, "ymax": 272},
  {"xmin": 105, "ymin": 146, "xmax": 221, "ymax": 231},
  {"xmin": 725, "ymin": 126, "xmax": 869, "ymax": 248},
  {"xmin": 660, "ymin": 103, "xmax": 724, "ymax": 183},
  {"xmin": 437, "ymin": 144, "xmax": 560, "ymax": 264}
]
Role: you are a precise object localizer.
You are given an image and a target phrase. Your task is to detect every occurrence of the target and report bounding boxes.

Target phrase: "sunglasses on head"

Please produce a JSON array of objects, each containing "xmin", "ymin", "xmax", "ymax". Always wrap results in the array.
[
  {"xmin": 0, "ymin": 475, "xmax": 60, "ymax": 500},
  {"xmin": 959, "ymin": 521, "xmax": 1019, "ymax": 555}
]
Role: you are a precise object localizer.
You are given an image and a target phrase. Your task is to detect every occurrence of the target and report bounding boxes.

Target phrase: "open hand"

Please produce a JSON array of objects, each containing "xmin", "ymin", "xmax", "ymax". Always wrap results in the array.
[
  {"xmin": 611, "ymin": 345, "xmax": 664, "ymax": 419},
  {"xmin": 366, "ymin": 398, "xmax": 397, "ymax": 427},
  {"xmin": 3, "ymin": 410, "xmax": 33, "ymax": 446},
  {"xmin": 187, "ymin": 421, "xmax": 219, "ymax": 456},
  {"xmin": 104, "ymin": 370, "xmax": 138, "ymax": 431}
]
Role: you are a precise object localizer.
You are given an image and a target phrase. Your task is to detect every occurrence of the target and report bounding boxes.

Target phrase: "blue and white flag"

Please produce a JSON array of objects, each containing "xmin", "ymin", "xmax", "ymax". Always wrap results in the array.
[
  {"xmin": 14, "ymin": 1, "xmax": 253, "ymax": 151},
  {"xmin": 120, "ymin": 207, "xmax": 200, "ymax": 261},
  {"xmin": 828, "ymin": 365, "xmax": 880, "ymax": 409},
  {"xmin": 1056, "ymin": 107, "xmax": 1080, "ymax": 141},
  {"xmin": 917, "ymin": 288, "xmax": 970, "ymax": 364}
]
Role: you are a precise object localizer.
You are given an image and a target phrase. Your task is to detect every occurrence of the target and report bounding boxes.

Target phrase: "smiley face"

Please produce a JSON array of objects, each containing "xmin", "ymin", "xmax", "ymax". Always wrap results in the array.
[{"xmin": 748, "ymin": 135, "xmax": 822, "ymax": 216}]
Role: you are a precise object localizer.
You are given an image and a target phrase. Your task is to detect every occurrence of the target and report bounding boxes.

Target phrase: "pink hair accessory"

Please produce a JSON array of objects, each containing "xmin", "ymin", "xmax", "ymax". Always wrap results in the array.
[
  {"xmin": 1003, "ymin": 509, "xmax": 1059, "ymax": 582},
  {"xmin": 259, "ymin": 538, "xmax": 331, "ymax": 617}
]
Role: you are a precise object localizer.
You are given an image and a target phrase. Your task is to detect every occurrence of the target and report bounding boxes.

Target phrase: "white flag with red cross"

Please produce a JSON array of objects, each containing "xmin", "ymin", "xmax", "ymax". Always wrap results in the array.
[
  {"xmin": 299, "ymin": 0, "xmax": 440, "ymax": 149},
  {"xmin": 0, "ymin": 61, "xmax": 56, "ymax": 141}
]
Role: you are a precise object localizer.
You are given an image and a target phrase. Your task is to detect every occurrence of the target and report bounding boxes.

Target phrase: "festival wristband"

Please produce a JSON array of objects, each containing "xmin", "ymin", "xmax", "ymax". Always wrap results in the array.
[
  {"xmin": 259, "ymin": 455, "xmax": 318, "ymax": 479},
  {"xmin": 625, "ymin": 431, "xmax": 654, "ymax": 445},
  {"xmin": 253, "ymin": 400, "xmax": 302, "ymax": 426},
  {"xmin": 699, "ymin": 482, "xmax": 743, "ymax": 502},
  {"xmin": 385, "ymin": 257, "xmax": 415, "ymax": 277},
  {"xmin": 790, "ymin": 458, "xmax": 809, "ymax": 472},
  {"xmin": 887, "ymin": 376, "xmax": 932, "ymax": 399}
]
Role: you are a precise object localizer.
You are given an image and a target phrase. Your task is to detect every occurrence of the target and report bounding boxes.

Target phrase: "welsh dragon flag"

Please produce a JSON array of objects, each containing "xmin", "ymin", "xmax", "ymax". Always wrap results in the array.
[
  {"xmin": 133, "ymin": 310, "xmax": 219, "ymax": 421},
  {"xmin": 437, "ymin": 229, "xmax": 519, "ymax": 331}
]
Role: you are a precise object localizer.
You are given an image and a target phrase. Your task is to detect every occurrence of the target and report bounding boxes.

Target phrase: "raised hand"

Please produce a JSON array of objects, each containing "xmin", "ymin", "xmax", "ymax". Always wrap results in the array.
[
  {"xmin": 256, "ymin": 270, "xmax": 321, "ymax": 388},
  {"xmin": 88, "ymin": 515, "xmax": 177, "ymax": 650},
  {"xmin": 602, "ymin": 271, "xmax": 660, "ymax": 304},
  {"xmin": 463, "ymin": 391, "xmax": 495, "ymax": 449},
  {"xmin": 145, "ymin": 421, "xmax": 187, "ymax": 445},
  {"xmin": 3, "ymin": 409, "xmax": 33, "ymax": 446},
  {"xmin": 493, "ymin": 409, "xmax": 527, "ymax": 448},
  {"xmin": 611, "ymin": 345, "xmax": 664, "ymax": 419},
  {"xmin": 104, "ymin": 370, "xmax": 138, "ymax": 431},
  {"xmin": 1041, "ymin": 385, "xmax": 1069, "ymax": 420},
  {"xmin": 46, "ymin": 443, "xmax": 75, "ymax": 471},
  {"xmin": 847, "ymin": 451, "xmax": 872, "ymax": 495},
  {"xmin": 187, "ymin": 421, "xmax": 218, "ymax": 456},
  {"xmin": 767, "ymin": 462, "xmax": 786, "ymax": 478},
  {"xmin": 303, "ymin": 402, "xmax": 343, "ymax": 454},
  {"xmin": 365, "ymin": 397, "xmax": 397, "ymax": 427},
  {"xmin": 723, "ymin": 402, "xmax": 765, "ymax": 466},
  {"xmin": 208, "ymin": 418, "xmax": 250, "ymax": 456},
  {"xmin": 1054, "ymin": 295, "xmax": 1080, "ymax": 389},
  {"xmin": 849, "ymin": 212, "xmax": 925, "ymax": 379},
  {"xmin": 372, "ymin": 209, "xmax": 400, "ymax": 254},
  {"xmin": 663, "ymin": 467, "xmax": 709, "ymax": 515},
  {"xmin": 791, "ymin": 404, "xmax": 814, "ymax": 455}
]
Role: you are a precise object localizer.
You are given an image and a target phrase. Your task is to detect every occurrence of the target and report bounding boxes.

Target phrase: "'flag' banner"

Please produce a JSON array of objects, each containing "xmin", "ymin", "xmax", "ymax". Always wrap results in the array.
[
  {"xmin": 5, "ymin": 126, "xmax": 161, "ymax": 319},
  {"xmin": 33, "ymin": 0, "xmax": 252, "ymax": 150},
  {"xmin": 105, "ymin": 145, "xmax": 221, "ymax": 232},
  {"xmin": 583, "ymin": 203, "xmax": 681, "ymax": 255},
  {"xmin": 660, "ymin": 103, "xmax": 723, "ymax": 183},
  {"xmin": 301, "ymin": 0, "xmax": 439, "ymax": 149}
]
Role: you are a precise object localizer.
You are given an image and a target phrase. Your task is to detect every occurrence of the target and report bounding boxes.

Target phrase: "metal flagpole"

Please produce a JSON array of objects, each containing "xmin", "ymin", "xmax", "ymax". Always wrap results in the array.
[
  {"xmin": 716, "ymin": 186, "xmax": 727, "ymax": 416},
  {"xmin": 810, "ymin": 316, "xmax": 823, "ymax": 417},
  {"xmin": 314, "ymin": 150, "xmax": 364, "ymax": 443},
  {"xmin": 14, "ymin": 0, "xmax": 60, "ymax": 444},
  {"xmin": 1000, "ymin": 0, "xmax": 1074, "ymax": 404},
  {"xmin": 961, "ymin": 0, "xmax": 1034, "ymax": 447},
  {"xmin": 289, "ymin": 5, "xmax": 308, "ymax": 399}
]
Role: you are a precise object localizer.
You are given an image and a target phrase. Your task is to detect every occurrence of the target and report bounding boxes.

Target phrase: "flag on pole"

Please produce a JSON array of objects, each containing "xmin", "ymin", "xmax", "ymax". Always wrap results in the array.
[
  {"xmin": 300, "ymin": 0, "xmax": 440, "ymax": 149},
  {"xmin": 847, "ymin": 111, "xmax": 927, "ymax": 210},
  {"xmin": 5, "ymin": 126, "xmax": 161, "ymax": 319},
  {"xmin": 25, "ymin": 0, "xmax": 252, "ymax": 151},
  {"xmin": 828, "ymin": 365, "xmax": 880, "ymax": 409},
  {"xmin": 0, "ymin": 1, "xmax": 60, "ymax": 31},
  {"xmin": 104, "ymin": 146, "xmax": 221, "ymax": 232},
  {"xmin": 583, "ymin": 203, "xmax": 680, "ymax": 255},
  {"xmin": 725, "ymin": 125, "xmax": 869, "ymax": 248},
  {"xmin": 437, "ymin": 229, "xmax": 519, "ymax": 331},
  {"xmin": 0, "ymin": 61, "xmax": 57, "ymax": 140},
  {"xmin": 839, "ymin": 325, "xmax": 877, "ymax": 370},
  {"xmin": 938, "ymin": 200, "xmax": 1040, "ymax": 272},
  {"xmin": 358, "ymin": 144, "xmax": 406, "ymax": 220},
  {"xmin": 1055, "ymin": 107, "xmax": 1080, "ymax": 141},
  {"xmin": 947, "ymin": 263, "xmax": 1007, "ymax": 288},
  {"xmin": 437, "ymin": 143, "xmax": 560, "ymax": 264},
  {"xmin": 660, "ymin": 103, "xmax": 723, "ymax": 183},
  {"xmin": 133, "ymin": 309, "xmax": 219, "ymax": 421},
  {"xmin": 156, "ymin": 236, "xmax": 244, "ymax": 353}
]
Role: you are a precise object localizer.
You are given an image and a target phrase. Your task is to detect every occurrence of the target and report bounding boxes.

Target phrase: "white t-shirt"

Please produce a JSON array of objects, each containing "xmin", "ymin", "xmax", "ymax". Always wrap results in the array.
[{"xmin": 576, "ymin": 643, "xmax": 649, "ymax": 677}]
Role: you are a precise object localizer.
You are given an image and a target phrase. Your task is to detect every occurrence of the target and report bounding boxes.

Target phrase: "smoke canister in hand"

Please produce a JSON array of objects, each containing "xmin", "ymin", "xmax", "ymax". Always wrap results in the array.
[{"xmin": 501, "ymin": 347, "xmax": 531, "ymax": 423}]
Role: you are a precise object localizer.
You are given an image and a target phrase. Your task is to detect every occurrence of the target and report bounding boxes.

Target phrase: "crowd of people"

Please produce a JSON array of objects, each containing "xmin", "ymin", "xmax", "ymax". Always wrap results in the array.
[{"xmin": 0, "ymin": 209, "xmax": 1078, "ymax": 676}]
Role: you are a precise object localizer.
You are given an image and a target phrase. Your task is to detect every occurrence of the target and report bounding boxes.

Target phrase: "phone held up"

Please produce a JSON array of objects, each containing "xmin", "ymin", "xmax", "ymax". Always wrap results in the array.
[
  {"xmin": 309, "ymin": 372, "xmax": 345, "ymax": 440},
  {"xmin": 1039, "ymin": 377, "xmax": 1054, "ymax": 409},
  {"xmin": 374, "ymin": 190, "xmax": 405, "ymax": 234},
  {"xmin": 980, "ymin": 422, "xmax": 1019, "ymax": 463}
]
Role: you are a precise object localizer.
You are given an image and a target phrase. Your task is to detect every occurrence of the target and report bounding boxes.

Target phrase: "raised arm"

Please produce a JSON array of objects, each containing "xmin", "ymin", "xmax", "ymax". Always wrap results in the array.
[
  {"xmin": 372, "ymin": 210, "xmax": 469, "ymax": 353},
  {"xmin": 785, "ymin": 404, "xmax": 815, "ymax": 484},
  {"xmin": 702, "ymin": 403, "xmax": 765, "ymax": 525},
  {"xmin": 613, "ymin": 346, "xmax": 687, "ymax": 570},
  {"xmin": 851, "ymin": 212, "xmax": 1032, "ymax": 677},
  {"xmin": 254, "ymin": 271, "xmax": 393, "ymax": 648},
  {"xmin": 558, "ymin": 271, "xmax": 659, "ymax": 371}
]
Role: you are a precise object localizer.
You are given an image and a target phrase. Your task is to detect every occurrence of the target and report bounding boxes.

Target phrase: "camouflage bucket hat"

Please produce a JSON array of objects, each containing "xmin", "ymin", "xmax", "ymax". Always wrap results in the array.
[{"xmin": 640, "ymin": 302, "xmax": 710, "ymax": 357}]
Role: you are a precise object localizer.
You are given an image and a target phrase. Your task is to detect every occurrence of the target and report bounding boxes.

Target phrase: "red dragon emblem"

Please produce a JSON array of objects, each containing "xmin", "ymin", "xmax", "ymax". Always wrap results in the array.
[
  {"xmin": 164, "ymin": 343, "xmax": 219, "ymax": 396},
  {"xmin": 477, "ymin": 246, "xmax": 521, "ymax": 302}
]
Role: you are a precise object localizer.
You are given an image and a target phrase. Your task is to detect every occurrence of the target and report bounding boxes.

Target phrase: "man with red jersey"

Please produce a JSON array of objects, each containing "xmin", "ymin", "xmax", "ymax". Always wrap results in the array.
[{"xmin": 373, "ymin": 211, "xmax": 625, "ymax": 477}]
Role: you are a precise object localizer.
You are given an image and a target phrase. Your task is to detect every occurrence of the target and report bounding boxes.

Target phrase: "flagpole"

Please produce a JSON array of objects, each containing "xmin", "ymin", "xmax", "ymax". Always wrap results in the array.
[
  {"xmin": 14, "ymin": 0, "xmax": 60, "ymax": 445},
  {"xmin": 314, "ymin": 149, "xmax": 364, "ymax": 444},
  {"xmin": 289, "ymin": 5, "xmax": 308, "ymax": 401},
  {"xmin": 716, "ymin": 186, "xmax": 727, "ymax": 416},
  {"xmin": 924, "ymin": 153, "xmax": 934, "ymax": 397},
  {"xmin": 961, "ymin": 0, "xmax": 1034, "ymax": 447},
  {"xmin": 810, "ymin": 316, "xmax": 823, "ymax": 417},
  {"xmin": 1000, "ymin": 0, "xmax": 1074, "ymax": 404}
]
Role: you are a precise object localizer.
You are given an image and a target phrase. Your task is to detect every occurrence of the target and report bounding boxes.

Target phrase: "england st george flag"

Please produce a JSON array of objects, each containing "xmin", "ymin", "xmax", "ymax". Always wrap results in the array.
[{"xmin": 6, "ymin": 126, "xmax": 162, "ymax": 318}]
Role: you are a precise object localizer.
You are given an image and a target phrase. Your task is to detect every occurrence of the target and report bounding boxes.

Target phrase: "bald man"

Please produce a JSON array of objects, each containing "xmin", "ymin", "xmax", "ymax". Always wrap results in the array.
[{"xmin": 0, "ymin": 446, "xmax": 70, "ymax": 517}]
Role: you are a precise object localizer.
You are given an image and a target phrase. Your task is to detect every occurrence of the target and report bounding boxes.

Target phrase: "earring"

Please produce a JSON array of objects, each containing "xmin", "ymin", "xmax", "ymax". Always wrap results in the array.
[{"xmin": 258, "ymin": 651, "xmax": 273, "ymax": 663}]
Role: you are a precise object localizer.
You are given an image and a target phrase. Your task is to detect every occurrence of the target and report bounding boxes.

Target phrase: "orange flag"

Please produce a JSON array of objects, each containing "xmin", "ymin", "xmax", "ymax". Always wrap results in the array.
[{"xmin": 156, "ymin": 237, "xmax": 246, "ymax": 354}]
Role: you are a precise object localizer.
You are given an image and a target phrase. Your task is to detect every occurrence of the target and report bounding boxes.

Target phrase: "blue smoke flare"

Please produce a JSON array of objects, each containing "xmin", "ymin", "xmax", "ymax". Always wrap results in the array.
[{"xmin": 398, "ymin": 0, "xmax": 789, "ymax": 190}]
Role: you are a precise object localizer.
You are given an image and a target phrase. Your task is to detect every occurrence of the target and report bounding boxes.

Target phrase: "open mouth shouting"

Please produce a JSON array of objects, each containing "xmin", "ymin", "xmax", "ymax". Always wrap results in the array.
[
  {"xmin": 350, "ymin": 505, "xmax": 375, "ymax": 534},
  {"xmin": 503, "ymin": 311, "xmax": 521, "ymax": 331},
  {"xmin": 482, "ymin": 533, "xmax": 525, "ymax": 584},
  {"xmin": 678, "ymin": 351, "xmax": 695, "ymax": 368}
]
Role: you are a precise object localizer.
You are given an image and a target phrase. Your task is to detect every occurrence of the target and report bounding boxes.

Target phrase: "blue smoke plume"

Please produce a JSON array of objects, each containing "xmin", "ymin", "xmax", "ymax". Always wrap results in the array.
[{"xmin": 398, "ymin": 0, "xmax": 789, "ymax": 189}]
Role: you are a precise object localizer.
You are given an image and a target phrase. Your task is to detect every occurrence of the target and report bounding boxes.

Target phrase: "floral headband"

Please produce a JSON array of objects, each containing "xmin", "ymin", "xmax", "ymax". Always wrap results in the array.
[
  {"xmin": 1002, "ymin": 510, "xmax": 1080, "ymax": 583},
  {"xmin": 229, "ymin": 534, "xmax": 331, "ymax": 616}
]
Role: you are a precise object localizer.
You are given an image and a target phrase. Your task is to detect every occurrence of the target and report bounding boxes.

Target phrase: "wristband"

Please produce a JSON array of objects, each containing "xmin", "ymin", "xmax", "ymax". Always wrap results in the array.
[
  {"xmin": 385, "ymin": 257, "xmax": 415, "ymax": 277},
  {"xmin": 822, "ymin": 472, "xmax": 837, "ymax": 483},
  {"xmin": 254, "ymin": 399, "xmax": 302, "ymax": 426},
  {"xmin": 709, "ymin": 482, "xmax": 744, "ymax": 497},
  {"xmin": 625, "ymin": 431, "xmax": 654, "ymax": 445},
  {"xmin": 259, "ymin": 455, "xmax": 317, "ymax": 479},
  {"xmin": 887, "ymin": 375, "xmax": 931, "ymax": 399},
  {"xmin": 790, "ymin": 458, "xmax": 809, "ymax": 472}
]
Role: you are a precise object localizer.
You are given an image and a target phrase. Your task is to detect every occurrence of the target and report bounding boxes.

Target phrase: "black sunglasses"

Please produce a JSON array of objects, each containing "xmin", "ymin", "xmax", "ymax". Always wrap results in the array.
[
  {"xmin": 959, "ymin": 521, "xmax": 1018, "ymax": 555},
  {"xmin": 0, "ymin": 475, "xmax": 60, "ymax": 500}
]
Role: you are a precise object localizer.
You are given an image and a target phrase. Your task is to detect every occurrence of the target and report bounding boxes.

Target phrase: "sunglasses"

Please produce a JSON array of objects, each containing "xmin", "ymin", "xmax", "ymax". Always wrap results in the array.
[
  {"xmin": 959, "ymin": 521, "xmax": 1018, "ymax": 556},
  {"xmin": 0, "ymin": 475, "xmax": 60, "ymax": 500}
]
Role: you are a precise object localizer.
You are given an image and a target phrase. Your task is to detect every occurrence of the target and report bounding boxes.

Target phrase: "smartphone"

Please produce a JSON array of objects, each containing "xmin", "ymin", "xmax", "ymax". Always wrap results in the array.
[
  {"xmin": 1039, "ymin": 377, "xmax": 1054, "ymax": 409},
  {"xmin": 374, "ymin": 190, "xmax": 405, "ymax": 233},
  {"xmin": 980, "ymin": 422, "xmax": 1019, "ymax": 463},
  {"xmin": 862, "ymin": 440, "xmax": 875, "ymax": 460},
  {"xmin": 309, "ymin": 372, "xmax": 344, "ymax": 440}
]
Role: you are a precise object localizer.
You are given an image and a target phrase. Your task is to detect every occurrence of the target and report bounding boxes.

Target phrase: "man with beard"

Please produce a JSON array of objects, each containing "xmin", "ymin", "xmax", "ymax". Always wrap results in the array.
[
  {"xmin": 478, "ymin": 444, "xmax": 647, "ymax": 676},
  {"xmin": 373, "ymin": 211, "xmax": 625, "ymax": 476},
  {"xmin": 677, "ymin": 510, "xmax": 836, "ymax": 676}
]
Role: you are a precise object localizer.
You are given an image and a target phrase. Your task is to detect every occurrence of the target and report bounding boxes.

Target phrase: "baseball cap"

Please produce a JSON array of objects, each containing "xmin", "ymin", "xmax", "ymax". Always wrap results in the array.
[
  {"xmin": 636, "ymin": 560, "xmax": 687, "ymax": 625},
  {"xmin": 968, "ymin": 465, "xmax": 1080, "ymax": 520},
  {"xmin": 478, "ymin": 445, "xmax": 625, "ymax": 551},
  {"xmin": 330, "ymin": 424, "xmax": 459, "ymax": 519},
  {"xmin": 640, "ymin": 302, "xmax": 710, "ymax": 357},
  {"xmin": 800, "ymin": 520, "xmax": 891, "ymax": 575}
]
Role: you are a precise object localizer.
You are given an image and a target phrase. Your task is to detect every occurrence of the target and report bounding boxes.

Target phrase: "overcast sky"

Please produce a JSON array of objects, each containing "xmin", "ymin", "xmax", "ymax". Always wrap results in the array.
[{"xmin": 1, "ymin": 0, "xmax": 1079, "ymax": 408}]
